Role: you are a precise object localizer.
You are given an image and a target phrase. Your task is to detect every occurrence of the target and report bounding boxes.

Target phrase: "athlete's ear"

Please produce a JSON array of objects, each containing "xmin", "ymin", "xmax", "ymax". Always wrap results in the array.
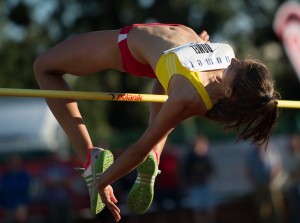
[
  {"xmin": 199, "ymin": 30, "xmax": 210, "ymax": 43},
  {"xmin": 225, "ymin": 88, "xmax": 232, "ymax": 97}
]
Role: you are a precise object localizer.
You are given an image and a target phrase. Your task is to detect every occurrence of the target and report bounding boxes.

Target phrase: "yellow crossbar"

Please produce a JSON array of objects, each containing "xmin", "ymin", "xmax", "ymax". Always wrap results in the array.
[
  {"xmin": 0, "ymin": 88, "xmax": 168, "ymax": 103},
  {"xmin": 0, "ymin": 88, "xmax": 299, "ymax": 108}
]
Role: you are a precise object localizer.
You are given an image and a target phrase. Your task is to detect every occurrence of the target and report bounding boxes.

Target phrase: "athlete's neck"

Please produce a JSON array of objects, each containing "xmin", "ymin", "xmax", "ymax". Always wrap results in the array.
[{"xmin": 201, "ymin": 69, "xmax": 226, "ymax": 105}]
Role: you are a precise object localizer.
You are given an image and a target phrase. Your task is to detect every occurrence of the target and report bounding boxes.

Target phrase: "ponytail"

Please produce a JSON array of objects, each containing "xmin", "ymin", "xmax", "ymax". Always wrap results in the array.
[{"xmin": 206, "ymin": 60, "xmax": 280, "ymax": 145}]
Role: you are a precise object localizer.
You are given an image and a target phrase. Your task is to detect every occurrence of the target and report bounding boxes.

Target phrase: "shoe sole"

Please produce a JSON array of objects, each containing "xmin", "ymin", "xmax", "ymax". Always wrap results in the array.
[
  {"xmin": 92, "ymin": 150, "xmax": 114, "ymax": 214},
  {"xmin": 127, "ymin": 152, "xmax": 158, "ymax": 214}
]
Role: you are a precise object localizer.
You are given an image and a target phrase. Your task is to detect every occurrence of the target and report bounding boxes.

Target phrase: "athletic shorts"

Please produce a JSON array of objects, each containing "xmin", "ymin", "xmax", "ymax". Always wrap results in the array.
[{"xmin": 117, "ymin": 23, "xmax": 181, "ymax": 78}]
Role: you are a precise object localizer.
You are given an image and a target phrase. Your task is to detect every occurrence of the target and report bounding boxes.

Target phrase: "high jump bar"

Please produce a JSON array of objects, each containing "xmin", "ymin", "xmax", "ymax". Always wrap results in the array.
[
  {"xmin": 0, "ymin": 88, "xmax": 298, "ymax": 108},
  {"xmin": 0, "ymin": 88, "xmax": 168, "ymax": 103}
]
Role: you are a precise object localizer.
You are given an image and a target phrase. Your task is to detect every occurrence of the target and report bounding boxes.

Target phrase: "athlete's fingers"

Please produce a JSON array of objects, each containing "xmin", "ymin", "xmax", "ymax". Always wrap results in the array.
[
  {"xmin": 110, "ymin": 190, "xmax": 118, "ymax": 203},
  {"xmin": 107, "ymin": 202, "xmax": 121, "ymax": 222},
  {"xmin": 199, "ymin": 30, "xmax": 210, "ymax": 42},
  {"xmin": 99, "ymin": 185, "xmax": 121, "ymax": 221},
  {"xmin": 200, "ymin": 30, "xmax": 208, "ymax": 38}
]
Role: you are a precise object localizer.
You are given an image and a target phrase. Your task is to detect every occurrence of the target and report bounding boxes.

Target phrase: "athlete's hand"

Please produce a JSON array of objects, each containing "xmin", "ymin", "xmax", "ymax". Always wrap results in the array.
[
  {"xmin": 98, "ymin": 185, "xmax": 121, "ymax": 222},
  {"xmin": 199, "ymin": 30, "xmax": 210, "ymax": 42}
]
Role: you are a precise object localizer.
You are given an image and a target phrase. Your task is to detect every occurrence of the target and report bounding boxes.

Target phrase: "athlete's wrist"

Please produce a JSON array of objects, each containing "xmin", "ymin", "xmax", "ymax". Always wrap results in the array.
[{"xmin": 97, "ymin": 180, "xmax": 106, "ymax": 191}]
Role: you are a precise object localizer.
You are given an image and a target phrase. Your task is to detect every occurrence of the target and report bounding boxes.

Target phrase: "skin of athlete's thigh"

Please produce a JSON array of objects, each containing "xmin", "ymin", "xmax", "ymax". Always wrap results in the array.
[{"xmin": 35, "ymin": 29, "xmax": 124, "ymax": 77}]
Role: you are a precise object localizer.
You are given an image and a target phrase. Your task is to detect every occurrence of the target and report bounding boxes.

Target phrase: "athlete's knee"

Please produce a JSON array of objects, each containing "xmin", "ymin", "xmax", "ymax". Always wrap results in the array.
[
  {"xmin": 33, "ymin": 54, "xmax": 46, "ymax": 80},
  {"xmin": 33, "ymin": 56, "xmax": 43, "ymax": 85},
  {"xmin": 33, "ymin": 53, "xmax": 59, "ymax": 84}
]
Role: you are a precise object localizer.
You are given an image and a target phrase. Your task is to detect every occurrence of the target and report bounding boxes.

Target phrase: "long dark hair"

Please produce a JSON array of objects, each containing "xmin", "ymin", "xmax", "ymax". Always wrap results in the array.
[{"xmin": 206, "ymin": 59, "xmax": 280, "ymax": 144}]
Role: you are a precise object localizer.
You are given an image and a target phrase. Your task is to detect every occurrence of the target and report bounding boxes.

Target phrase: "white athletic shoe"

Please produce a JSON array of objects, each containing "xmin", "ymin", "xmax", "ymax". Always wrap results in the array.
[{"xmin": 80, "ymin": 148, "xmax": 114, "ymax": 215}]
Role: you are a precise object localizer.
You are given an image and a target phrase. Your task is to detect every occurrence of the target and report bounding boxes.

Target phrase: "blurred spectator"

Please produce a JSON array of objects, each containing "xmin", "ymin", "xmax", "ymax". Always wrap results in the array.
[
  {"xmin": 42, "ymin": 152, "xmax": 72, "ymax": 223},
  {"xmin": 182, "ymin": 135, "xmax": 216, "ymax": 223},
  {"xmin": 246, "ymin": 143, "xmax": 281, "ymax": 223},
  {"xmin": 155, "ymin": 143, "xmax": 182, "ymax": 211},
  {"xmin": 149, "ymin": 143, "xmax": 184, "ymax": 223},
  {"xmin": 266, "ymin": 142, "xmax": 286, "ymax": 223},
  {"xmin": 283, "ymin": 134, "xmax": 300, "ymax": 223},
  {"xmin": 0, "ymin": 154, "xmax": 31, "ymax": 223}
]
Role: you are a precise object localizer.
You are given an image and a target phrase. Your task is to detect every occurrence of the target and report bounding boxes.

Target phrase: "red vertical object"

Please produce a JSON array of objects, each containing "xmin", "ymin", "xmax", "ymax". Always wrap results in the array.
[{"xmin": 273, "ymin": 2, "xmax": 300, "ymax": 79}]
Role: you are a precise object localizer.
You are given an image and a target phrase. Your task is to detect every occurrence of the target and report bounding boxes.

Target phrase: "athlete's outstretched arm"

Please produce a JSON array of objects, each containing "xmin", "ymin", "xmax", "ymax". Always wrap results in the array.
[
  {"xmin": 149, "ymin": 80, "xmax": 172, "ymax": 160},
  {"xmin": 97, "ymin": 94, "xmax": 192, "ymax": 221}
]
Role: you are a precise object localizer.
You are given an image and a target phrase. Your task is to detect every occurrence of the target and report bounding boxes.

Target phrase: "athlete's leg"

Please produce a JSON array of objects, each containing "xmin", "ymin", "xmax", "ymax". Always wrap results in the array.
[
  {"xmin": 34, "ymin": 30, "xmax": 123, "ymax": 215},
  {"xmin": 34, "ymin": 29, "xmax": 124, "ymax": 164}
]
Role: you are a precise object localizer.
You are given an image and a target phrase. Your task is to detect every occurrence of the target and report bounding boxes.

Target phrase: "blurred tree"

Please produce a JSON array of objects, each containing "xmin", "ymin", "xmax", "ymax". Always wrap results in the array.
[{"xmin": 8, "ymin": 1, "xmax": 30, "ymax": 26}]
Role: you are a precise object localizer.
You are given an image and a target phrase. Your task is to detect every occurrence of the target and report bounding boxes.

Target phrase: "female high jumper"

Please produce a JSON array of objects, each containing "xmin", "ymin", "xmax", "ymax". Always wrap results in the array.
[{"xmin": 34, "ymin": 23, "xmax": 280, "ymax": 222}]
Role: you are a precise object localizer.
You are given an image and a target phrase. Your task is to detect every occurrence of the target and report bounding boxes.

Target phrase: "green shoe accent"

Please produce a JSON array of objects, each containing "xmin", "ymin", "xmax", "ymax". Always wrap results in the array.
[
  {"xmin": 127, "ymin": 152, "xmax": 158, "ymax": 214},
  {"xmin": 92, "ymin": 150, "xmax": 114, "ymax": 214}
]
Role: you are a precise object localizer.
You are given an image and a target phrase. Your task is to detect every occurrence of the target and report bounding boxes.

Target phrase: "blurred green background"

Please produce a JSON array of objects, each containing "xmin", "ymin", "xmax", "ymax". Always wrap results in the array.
[{"xmin": 1, "ymin": 0, "xmax": 300, "ymax": 147}]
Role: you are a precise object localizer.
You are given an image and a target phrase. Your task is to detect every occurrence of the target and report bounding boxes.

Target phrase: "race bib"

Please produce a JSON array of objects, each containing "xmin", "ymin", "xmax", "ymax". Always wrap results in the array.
[{"xmin": 164, "ymin": 43, "xmax": 235, "ymax": 71}]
